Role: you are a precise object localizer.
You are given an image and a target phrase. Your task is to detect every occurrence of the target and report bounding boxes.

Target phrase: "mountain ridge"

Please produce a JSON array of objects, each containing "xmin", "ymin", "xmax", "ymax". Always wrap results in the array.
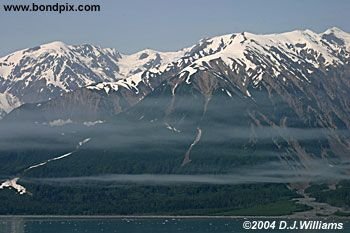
[
  {"xmin": 1, "ymin": 27, "xmax": 350, "ymax": 121},
  {"xmin": 0, "ymin": 40, "xmax": 192, "ymax": 117}
]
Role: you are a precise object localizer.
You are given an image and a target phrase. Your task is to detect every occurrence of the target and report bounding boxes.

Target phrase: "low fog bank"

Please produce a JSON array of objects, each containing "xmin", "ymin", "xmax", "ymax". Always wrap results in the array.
[
  {"xmin": 23, "ymin": 159, "xmax": 350, "ymax": 186},
  {"xmin": 0, "ymin": 119, "xmax": 348, "ymax": 150}
]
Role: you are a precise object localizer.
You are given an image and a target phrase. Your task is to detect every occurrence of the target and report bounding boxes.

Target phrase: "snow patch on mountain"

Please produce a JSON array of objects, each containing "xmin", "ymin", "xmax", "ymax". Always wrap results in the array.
[
  {"xmin": 23, "ymin": 137, "xmax": 91, "ymax": 173},
  {"xmin": 46, "ymin": 119, "xmax": 73, "ymax": 127},
  {"xmin": 83, "ymin": 120, "xmax": 104, "ymax": 127},
  {"xmin": 86, "ymin": 71, "xmax": 143, "ymax": 94},
  {"xmin": 118, "ymin": 48, "xmax": 189, "ymax": 77},
  {"xmin": 0, "ymin": 178, "xmax": 26, "ymax": 195}
]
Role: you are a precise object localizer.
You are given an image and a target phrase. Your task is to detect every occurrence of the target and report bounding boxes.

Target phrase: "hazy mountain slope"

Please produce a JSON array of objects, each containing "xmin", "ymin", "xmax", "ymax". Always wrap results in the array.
[{"xmin": 1, "ymin": 27, "xmax": 350, "ymax": 179}]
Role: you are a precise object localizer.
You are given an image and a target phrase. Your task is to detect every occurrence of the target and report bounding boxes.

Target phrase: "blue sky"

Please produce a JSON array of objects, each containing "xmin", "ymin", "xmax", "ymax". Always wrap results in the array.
[{"xmin": 1, "ymin": 0, "xmax": 350, "ymax": 56}]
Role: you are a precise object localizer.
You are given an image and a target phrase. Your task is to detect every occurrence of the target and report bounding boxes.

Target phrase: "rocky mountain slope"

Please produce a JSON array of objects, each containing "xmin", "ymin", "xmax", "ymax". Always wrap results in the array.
[
  {"xmin": 0, "ymin": 41, "xmax": 190, "ymax": 118},
  {"xmin": 0, "ymin": 92, "xmax": 20, "ymax": 118}
]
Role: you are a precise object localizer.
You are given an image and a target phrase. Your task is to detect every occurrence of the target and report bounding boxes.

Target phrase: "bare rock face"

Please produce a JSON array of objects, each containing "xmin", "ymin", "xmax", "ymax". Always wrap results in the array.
[{"xmin": 0, "ymin": 92, "xmax": 20, "ymax": 119}]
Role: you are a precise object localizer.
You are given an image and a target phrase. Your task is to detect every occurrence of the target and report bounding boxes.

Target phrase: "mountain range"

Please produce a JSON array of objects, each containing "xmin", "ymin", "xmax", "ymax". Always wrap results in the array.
[{"xmin": 0, "ymin": 27, "xmax": 350, "ymax": 187}]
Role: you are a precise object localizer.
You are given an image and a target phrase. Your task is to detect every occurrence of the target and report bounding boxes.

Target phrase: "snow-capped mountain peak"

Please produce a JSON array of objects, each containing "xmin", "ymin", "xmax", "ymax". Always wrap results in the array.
[
  {"xmin": 175, "ymin": 28, "xmax": 350, "ymax": 90},
  {"xmin": 39, "ymin": 41, "xmax": 68, "ymax": 52},
  {"xmin": 323, "ymin": 26, "xmax": 347, "ymax": 35},
  {"xmin": 321, "ymin": 27, "xmax": 350, "ymax": 51}
]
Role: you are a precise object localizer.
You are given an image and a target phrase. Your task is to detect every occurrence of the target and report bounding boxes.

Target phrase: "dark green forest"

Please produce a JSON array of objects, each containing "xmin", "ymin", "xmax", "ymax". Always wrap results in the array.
[
  {"xmin": 306, "ymin": 181, "xmax": 350, "ymax": 208},
  {"xmin": 0, "ymin": 182, "xmax": 308, "ymax": 216}
]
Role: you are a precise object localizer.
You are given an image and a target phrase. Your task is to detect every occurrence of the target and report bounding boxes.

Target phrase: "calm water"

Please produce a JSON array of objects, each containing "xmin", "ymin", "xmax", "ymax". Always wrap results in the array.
[{"xmin": 0, "ymin": 217, "xmax": 349, "ymax": 233}]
